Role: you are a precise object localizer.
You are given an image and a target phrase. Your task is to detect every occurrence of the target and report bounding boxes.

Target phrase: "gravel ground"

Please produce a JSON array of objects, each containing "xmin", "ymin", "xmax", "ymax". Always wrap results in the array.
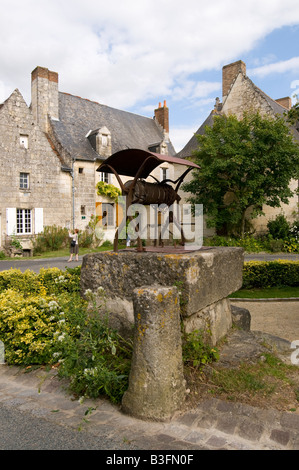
[{"xmin": 230, "ymin": 300, "xmax": 299, "ymax": 343}]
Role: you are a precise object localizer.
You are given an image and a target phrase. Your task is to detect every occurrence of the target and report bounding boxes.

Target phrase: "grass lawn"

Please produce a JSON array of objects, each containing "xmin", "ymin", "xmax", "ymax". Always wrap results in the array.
[
  {"xmin": 229, "ymin": 286, "xmax": 299, "ymax": 299},
  {"xmin": 31, "ymin": 245, "xmax": 115, "ymax": 259},
  {"xmin": 0, "ymin": 243, "xmax": 127, "ymax": 260}
]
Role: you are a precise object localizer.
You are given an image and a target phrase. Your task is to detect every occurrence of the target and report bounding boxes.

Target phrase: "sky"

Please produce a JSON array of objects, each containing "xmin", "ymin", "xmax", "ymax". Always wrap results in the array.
[{"xmin": 1, "ymin": 0, "xmax": 299, "ymax": 152}]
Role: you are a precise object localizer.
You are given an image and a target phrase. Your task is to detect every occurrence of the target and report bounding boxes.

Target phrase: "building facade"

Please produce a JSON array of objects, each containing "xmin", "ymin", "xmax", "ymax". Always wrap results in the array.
[
  {"xmin": 178, "ymin": 60, "xmax": 299, "ymax": 234},
  {"xmin": 0, "ymin": 66, "xmax": 178, "ymax": 253}
]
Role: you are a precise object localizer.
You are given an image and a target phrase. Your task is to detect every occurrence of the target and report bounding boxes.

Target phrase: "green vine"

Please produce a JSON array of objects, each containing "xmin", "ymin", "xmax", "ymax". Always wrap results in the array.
[{"xmin": 96, "ymin": 181, "xmax": 121, "ymax": 201}]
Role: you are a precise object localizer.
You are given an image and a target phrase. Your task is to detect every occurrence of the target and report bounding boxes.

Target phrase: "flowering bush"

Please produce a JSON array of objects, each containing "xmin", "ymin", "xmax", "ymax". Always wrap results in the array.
[
  {"xmin": 0, "ymin": 290, "xmax": 67, "ymax": 364},
  {"xmin": 0, "ymin": 267, "xmax": 133, "ymax": 403}
]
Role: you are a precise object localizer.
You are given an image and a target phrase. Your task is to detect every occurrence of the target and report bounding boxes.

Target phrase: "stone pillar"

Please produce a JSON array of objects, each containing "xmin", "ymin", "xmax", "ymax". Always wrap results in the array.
[{"xmin": 122, "ymin": 285, "xmax": 186, "ymax": 421}]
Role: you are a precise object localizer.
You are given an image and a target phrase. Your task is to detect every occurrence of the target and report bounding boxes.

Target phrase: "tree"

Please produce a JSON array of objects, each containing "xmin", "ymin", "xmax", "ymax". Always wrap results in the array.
[
  {"xmin": 183, "ymin": 111, "xmax": 299, "ymax": 237},
  {"xmin": 287, "ymin": 101, "xmax": 299, "ymax": 125}
]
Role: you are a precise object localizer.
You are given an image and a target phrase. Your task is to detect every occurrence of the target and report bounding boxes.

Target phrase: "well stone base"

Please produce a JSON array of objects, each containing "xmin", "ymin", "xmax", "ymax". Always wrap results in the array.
[
  {"xmin": 183, "ymin": 297, "xmax": 232, "ymax": 346},
  {"xmin": 80, "ymin": 246, "xmax": 244, "ymax": 343}
]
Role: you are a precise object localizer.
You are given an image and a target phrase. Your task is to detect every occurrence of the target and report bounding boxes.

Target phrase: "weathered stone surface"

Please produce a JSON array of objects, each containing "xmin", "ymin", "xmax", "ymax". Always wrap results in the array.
[
  {"xmin": 231, "ymin": 304, "xmax": 251, "ymax": 331},
  {"xmin": 214, "ymin": 329, "xmax": 292, "ymax": 368},
  {"xmin": 81, "ymin": 246, "xmax": 243, "ymax": 343},
  {"xmin": 121, "ymin": 286, "xmax": 186, "ymax": 421},
  {"xmin": 183, "ymin": 298, "xmax": 232, "ymax": 346},
  {"xmin": 81, "ymin": 247, "xmax": 244, "ymax": 318}
]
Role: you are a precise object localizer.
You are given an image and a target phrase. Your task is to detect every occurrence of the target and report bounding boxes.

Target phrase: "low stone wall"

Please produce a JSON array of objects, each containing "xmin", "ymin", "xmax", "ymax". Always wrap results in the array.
[{"xmin": 80, "ymin": 247, "xmax": 244, "ymax": 344}]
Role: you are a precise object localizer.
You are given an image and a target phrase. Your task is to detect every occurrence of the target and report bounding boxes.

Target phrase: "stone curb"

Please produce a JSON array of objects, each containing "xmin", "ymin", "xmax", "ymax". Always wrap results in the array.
[{"xmin": 230, "ymin": 297, "xmax": 299, "ymax": 302}]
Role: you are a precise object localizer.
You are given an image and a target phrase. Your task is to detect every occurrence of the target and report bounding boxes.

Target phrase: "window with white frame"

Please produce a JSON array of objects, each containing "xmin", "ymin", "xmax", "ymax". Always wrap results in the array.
[
  {"xmin": 16, "ymin": 209, "xmax": 32, "ymax": 234},
  {"xmin": 20, "ymin": 172, "xmax": 29, "ymax": 189},
  {"xmin": 160, "ymin": 167, "xmax": 169, "ymax": 181},
  {"xmin": 6, "ymin": 208, "xmax": 43, "ymax": 236},
  {"xmin": 99, "ymin": 172, "xmax": 110, "ymax": 183}
]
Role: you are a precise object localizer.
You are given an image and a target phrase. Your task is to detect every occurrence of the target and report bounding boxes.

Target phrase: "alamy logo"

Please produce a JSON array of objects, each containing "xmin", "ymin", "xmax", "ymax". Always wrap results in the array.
[
  {"xmin": 0, "ymin": 341, "xmax": 5, "ymax": 364},
  {"xmin": 291, "ymin": 340, "xmax": 299, "ymax": 365},
  {"xmin": 96, "ymin": 197, "xmax": 204, "ymax": 249}
]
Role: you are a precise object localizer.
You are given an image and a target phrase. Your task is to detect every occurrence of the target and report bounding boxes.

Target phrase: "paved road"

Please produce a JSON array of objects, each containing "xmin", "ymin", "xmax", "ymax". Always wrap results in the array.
[
  {"xmin": 0, "ymin": 252, "xmax": 298, "ymax": 274},
  {"xmin": 0, "ymin": 256, "xmax": 82, "ymax": 273}
]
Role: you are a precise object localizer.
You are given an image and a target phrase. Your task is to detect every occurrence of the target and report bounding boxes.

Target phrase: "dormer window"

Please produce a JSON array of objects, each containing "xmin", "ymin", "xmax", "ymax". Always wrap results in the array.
[
  {"xmin": 101, "ymin": 134, "xmax": 108, "ymax": 147},
  {"xmin": 96, "ymin": 126, "xmax": 111, "ymax": 157},
  {"xmin": 20, "ymin": 135, "xmax": 28, "ymax": 149}
]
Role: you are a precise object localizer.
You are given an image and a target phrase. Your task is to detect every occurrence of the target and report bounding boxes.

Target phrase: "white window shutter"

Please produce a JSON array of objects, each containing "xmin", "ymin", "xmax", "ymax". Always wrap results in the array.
[
  {"xmin": 35, "ymin": 208, "xmax": 43, "ymax": 234},
  {"xmin": 6, "ymin": 208, "xmax": 16, "ymax": 235}
]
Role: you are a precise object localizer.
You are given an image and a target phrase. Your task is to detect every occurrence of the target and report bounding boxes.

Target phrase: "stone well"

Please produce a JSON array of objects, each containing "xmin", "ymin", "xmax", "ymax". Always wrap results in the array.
[{"xmin": 80, "ymin": 246, "xmax": 244, "ymax": 345}]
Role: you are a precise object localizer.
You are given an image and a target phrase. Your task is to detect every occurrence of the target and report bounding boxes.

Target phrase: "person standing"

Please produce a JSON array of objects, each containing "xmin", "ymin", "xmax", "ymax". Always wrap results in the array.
[{"xmin": 68, "ymin": 229, "xmax": 79, "ymax": 262}]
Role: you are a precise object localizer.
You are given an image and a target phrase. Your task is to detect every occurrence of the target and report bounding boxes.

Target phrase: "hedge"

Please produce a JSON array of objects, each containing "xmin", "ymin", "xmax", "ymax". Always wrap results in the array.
[{"xmin": 243, "ymin": 261, "xmax": 299, "ymax": 288}]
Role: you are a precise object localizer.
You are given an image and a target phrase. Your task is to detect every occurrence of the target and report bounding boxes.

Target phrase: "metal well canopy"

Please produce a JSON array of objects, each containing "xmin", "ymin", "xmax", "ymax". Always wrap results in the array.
[{"xmin": 96, "ymin": 148, "xmax": 199, "ymax": 178}]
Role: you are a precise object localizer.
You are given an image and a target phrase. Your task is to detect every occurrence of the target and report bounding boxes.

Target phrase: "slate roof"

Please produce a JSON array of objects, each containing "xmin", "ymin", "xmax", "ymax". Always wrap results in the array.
[
  {"xmin": 176, "ymin": 111, "xmax": 216, "ymax": 159},
  {"xmin": 50, "ymin": 92, "xmax": 175, "ymax": 162}
]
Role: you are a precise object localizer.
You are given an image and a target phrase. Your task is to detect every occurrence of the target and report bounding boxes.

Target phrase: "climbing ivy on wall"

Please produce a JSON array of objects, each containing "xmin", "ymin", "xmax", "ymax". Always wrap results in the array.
[{"xmin": 96, "ymin": 181, "xmax": 121, "ymax": 201}]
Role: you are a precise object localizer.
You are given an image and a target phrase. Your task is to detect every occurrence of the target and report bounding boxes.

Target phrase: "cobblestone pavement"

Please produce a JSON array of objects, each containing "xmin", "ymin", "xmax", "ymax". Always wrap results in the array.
[{"xmin": 0, "ymin": 363, "xmax": 298, "ymax": 451}]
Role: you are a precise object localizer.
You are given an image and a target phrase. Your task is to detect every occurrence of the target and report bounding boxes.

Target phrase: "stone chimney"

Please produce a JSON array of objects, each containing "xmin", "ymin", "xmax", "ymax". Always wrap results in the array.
[
  {"xmin": 275, "ymin": 97, "xmax": 292, "ymax": 110},
  {"xmin": 222, "ymin": 60, "xmax": 246, "ymax": 101},
  {"xmin": 154, "ymin": 100, "xmax": 169, "ymax": 136},
  {"xmin": 31, "ymin": 66, "xmax": 59, "ymax": 133}
]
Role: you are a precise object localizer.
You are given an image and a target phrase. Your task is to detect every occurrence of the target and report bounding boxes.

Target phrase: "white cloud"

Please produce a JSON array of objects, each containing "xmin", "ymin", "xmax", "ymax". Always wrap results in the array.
[
  {"xmin": 249, "ymin": 57, "xmax": 299, "ymax": 78},
  {"xmin": 171, "ymin": 125, "xmax": 198, "ymax": 153},
  {"xmin": 1, "ymin": 0, "xmax": 299, "ymax": 112}
]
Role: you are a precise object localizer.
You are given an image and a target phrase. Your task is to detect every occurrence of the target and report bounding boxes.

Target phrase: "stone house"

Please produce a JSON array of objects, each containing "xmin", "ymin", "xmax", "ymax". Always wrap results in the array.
[
  {"xmin": 178, "ymin": 60, "xmax": 299, "ymax": 234},
  {"xmin": 0, "ymin": 66, "xmax": 178, "ymax": 253}
]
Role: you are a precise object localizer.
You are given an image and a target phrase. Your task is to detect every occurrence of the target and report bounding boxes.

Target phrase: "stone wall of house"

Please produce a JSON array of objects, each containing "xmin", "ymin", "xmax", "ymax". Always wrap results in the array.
[
  {"xmin": 0, "ymin": 89, "xmax": 71, "ymax": 249},
  {"xmin": 222, "ymin": 73, "xmax": 298, "ymax": 232},
  {"xmin": 73, "ymin": 161, "xmax": 97, "ymax": 231},
  {"xmin": 222, "ymin": 73, "xmax": 274, "ymax": 119}
]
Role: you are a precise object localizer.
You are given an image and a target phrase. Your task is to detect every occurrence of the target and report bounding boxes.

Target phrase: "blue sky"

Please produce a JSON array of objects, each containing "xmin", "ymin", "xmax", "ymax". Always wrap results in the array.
[{"xmin": 1, "ymin": 0, "xmax": 299, "ymax": 151}]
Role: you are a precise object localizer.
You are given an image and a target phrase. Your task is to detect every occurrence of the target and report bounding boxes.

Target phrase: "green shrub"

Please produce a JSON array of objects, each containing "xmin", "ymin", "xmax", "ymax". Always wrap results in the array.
[
  {"xmin": 268, "ymin": 239, "xmax": 285, "ymax": 253},
  {"xmin": 290, "ymin": 219, "xmax": 299, "ymax": 241},
  {"xmin": 33, "ymin": 225, "xmax": 69, "ymax": 254},
  {"xmin": 204, "ymin": 232, "xmax": 299, "ymax": 253},
  {"xmin": 0, "ymin": 267, "xmax": 81, "ymax": 296},
  {"xmin": 182, "ymin": 330, "xmax": 219, "ymax": 368},
  {"xmin": 243, "ymin": 261, "xmax": 299, "ymax": 288},
  {"xmin": 55, "ymin": 302, "xmax": 133, "ymax": 403},
  {"xmin": 0, "ymin": 269, "xmax": 41, "ymax": 294},
  {"xmin": 267, "ymin": 214, "xmax": 291, "ymax": 240},
  {"xmin": 0, "ymin": 251, "xmax": 5, "ymax": 259},
  {"xmin": 78, "ymin": 230, "xmax": 94, "ymax": 248},
  {"xmin": 0, "ymin": 289, "xmax": 67, "ymax": 364},
  {"xmin": 204, "ymin": 235, "xmax": 266, "ymax": 252}
]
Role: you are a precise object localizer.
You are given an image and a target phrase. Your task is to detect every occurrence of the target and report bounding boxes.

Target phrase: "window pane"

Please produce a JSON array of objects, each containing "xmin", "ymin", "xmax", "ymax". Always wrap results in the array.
[
  {"xmin": 16, "ymin": 209, "xmax": 31, "ymax": 234},
  {"xmin": 24, "ymin": 209, "xmax": 31, "ymax": 233},
  {"xmin": 20, "ymin": 173, "xmax": 29, "ymax": 189},
  {"xmin": 102, "ymin": 203, "xmax": 114, "ymax": 227},
  {"xmin": 100, "ymin": 172, "xmax": 109, "ymax": 183},
  {"xmin": 16, "ymin": 209, "xmax": 23, "ymax": 233}
]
